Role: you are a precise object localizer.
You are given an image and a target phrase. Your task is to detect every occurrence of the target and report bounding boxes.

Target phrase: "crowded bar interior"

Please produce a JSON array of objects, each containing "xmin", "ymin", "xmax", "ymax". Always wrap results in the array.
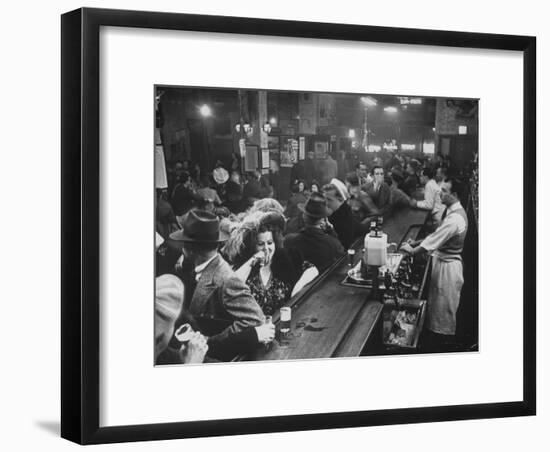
[{"xmin": 154, "ymin": 86, "xmax": 479, "ymax": 365}]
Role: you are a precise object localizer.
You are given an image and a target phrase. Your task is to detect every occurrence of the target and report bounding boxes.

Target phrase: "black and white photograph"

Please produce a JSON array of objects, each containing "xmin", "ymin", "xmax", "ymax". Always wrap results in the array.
[
  {"xmin": 154, "ymin": 87, "xmax": 479, "ymax": 365},
  {"xmin": 55, "ymin": 4, "xmax": 538, "ymax": 446},
  {"xmin": 2, "ymin": 0, "xmax": 547, "ymax": 447}
]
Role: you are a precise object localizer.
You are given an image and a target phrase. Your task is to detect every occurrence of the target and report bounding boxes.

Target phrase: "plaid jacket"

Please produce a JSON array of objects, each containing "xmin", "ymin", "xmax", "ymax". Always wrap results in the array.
[{"xmin": 188, "ymin": 254, "xmax": 264, "ymax": 346}]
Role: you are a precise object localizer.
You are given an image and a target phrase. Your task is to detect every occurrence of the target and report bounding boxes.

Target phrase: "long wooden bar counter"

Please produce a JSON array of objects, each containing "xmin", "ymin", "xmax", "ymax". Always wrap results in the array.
[{"xmin": 239, "ymin": 208, "xmax": 429, "ymax": 361}]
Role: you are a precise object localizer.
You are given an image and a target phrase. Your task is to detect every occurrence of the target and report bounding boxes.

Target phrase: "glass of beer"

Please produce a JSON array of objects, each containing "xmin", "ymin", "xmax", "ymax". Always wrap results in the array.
[
  {"xmin": 347, "ymin": 249, "xmax": 356, "ymax": 267},
  {"xmin": 280, "ymin": 307, "xmax": 291, "ymax": 334}
]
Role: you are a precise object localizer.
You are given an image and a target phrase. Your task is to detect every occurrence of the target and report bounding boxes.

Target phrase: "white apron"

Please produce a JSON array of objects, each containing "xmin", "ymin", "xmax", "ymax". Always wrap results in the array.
[{"xmin": 426, "ymin": 254, "xmax": 464, "ymax": 335}]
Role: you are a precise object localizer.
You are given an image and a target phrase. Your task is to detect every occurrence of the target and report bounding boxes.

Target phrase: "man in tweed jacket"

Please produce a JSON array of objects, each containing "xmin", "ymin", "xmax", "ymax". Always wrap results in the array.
[
  {"xmin": 187, "ymin": 253, "xmax": 264, "ymax": 347},
  {"xmin": 169, "ymin": 210, "xmax": 264, "ymax": 353}
]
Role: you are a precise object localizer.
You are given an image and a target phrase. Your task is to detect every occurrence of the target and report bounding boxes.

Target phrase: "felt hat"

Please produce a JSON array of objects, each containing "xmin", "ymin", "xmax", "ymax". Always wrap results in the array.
[
  {"xmin": 212, "ymin": 167, "xmax": 229, "ymax": 184},
  {"xmin": 298, "ymin": 192, "xmax": 330, "ymax": 219},
  {"xmin": 194, "ymin": 187, "xmax": 219, "ymax": 204},
  {"xmin": 155, "ymin": 274, "xmax": 184, "ymax": 356},
  {"xmin": 330, "ymin": 178, "xmax": 350, "ymax": 200},
  {"xmin": 169, "ymin": 210, "xmax": 229, "ymax": 243}
]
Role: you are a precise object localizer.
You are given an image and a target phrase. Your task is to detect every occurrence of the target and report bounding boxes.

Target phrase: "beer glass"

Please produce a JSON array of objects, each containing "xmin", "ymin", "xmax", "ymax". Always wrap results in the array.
[
  {"xmin": 347, "ymin": 249, "xmax": 356, "ymax": 267},
  {"xmin": 280, "ymin": 307, "xmax": 291, "ymax": 334}
]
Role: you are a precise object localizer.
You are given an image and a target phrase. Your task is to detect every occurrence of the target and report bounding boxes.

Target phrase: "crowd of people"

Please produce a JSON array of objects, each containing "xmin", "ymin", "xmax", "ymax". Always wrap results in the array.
[{"xmin": 154, "ymin": 149, "xmax": 461, "ymax": 364}]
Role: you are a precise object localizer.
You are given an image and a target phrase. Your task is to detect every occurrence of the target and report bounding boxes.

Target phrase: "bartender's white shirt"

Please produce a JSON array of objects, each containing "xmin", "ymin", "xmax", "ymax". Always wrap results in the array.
[
  {"xmin": 420, "ymin": 202, "xmax": 466, "ymax": 259},
  {"xmin": 417, "ymin": 179, "xmax": 443, "ymax": 215}
]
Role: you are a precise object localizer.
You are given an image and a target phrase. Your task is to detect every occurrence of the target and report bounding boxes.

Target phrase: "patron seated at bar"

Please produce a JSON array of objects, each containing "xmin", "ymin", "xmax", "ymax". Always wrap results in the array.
[
  {"xmin": 291, "ymin": 150, "xmax": 317, "ymax": 186},
  {"xmin": 362, "ymin": 165, "xmax": 391, "ymax": 215},
  {"xmin": 156, "ymin": 188, "xmax": 179, "ymax": 240},
  {"xmin": 155, "ymin": 273, "xmax": 275, "ymax": 364},
  {"xmin": 355, "ymin": 161, "xmax": 372, "ymax": 188},
  {"xmin": 285, "ymin": 179, "xmax": 308, "ymax": 218},
  {"xmin": 322, "ymin": 182, "xmax": 354, "ymax": 250},
  {"xmin": 168, "ymin": 210, "xmax": 267, "ymax": 361},
  {"xmin": 170, "ymin": 170, "xmax": 195, "ymax": 218},
  {"xmin": 309, "ymin": 179, "xmax": 321, "ymax": 194},
  {"xmin": 400, "ymin": 178, "xmax": 468, "ymax": 350},
  {"xmin": 224, "ymin": 211, "xmax": 319, "ymax": 316},
  {"xmin": 283, "ymin": 192, "xmax": 344, "ymax": 273},
  {"xmin": 410, "ymin": 166, "xmax": 444, "ymax": 226},
  {"xmin": 387, "ymin": 169, "xmax": 413, "ymax": 208},
  {"xmin": 155, "ymin": 274, "xmax": 208, "ymax": 365},
  {"xmin": 317, "ymin": 152, "xmax": 338, "ymax": 185},
  {"xmin": 401, "ymin": 160, "xmax": 420, "ymax": 196},
  {"xmin": 346, "ymin": 173, "xmax": 379, "ymax": 225},
  {"xmin": 193, "ymin": 186, "xmax": 222, "ymax": 212},
  {"xmin": 224, "ymin": 170, "xmax": 244, "ymax": 214},
  {"xmin": 243, "ymin": 170, "xmax": 272, "ymax": 209}
]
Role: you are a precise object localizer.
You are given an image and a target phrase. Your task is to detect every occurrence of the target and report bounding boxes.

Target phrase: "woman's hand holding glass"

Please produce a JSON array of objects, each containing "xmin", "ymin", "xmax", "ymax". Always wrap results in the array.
[{"xmin": 251, "ymin": 249, "xmax": 270, "ymax": 267}]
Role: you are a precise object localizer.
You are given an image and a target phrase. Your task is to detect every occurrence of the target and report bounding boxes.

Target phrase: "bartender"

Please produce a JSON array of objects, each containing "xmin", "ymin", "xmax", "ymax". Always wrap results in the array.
[{"xmin": 400, "ymin": 178, "xmax": 468, "ymax": 347}]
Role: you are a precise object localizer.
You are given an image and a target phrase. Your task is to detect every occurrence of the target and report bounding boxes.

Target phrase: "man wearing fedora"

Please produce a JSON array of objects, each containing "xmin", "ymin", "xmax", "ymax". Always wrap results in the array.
[
  {"xmin": 283, "ymin": 192, "xmax": 344, "ymax": 273},
  {"xmin": 169, "ymin": 210, "xmax": 265, "ymax": 359}
]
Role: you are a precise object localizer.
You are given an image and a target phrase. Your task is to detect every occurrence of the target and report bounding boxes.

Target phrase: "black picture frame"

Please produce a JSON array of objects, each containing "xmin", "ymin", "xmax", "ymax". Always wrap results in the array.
[{"xmin": 61, "ymin": 7, "xmax": 536, "ymax": 445}]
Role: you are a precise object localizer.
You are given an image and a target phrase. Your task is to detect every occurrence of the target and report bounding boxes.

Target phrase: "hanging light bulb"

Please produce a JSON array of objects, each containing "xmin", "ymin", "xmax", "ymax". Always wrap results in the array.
[
  {"xmin": 360, "ymin": 96, "xmax": 377, "ymax": 107},
  {"xmin": 199, "ymin": 104, "xmax": 212, "ymax": 117}
]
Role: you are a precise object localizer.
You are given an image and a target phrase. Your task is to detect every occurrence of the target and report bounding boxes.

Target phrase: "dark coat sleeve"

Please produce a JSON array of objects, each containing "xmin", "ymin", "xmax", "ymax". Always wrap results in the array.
[
  {"xmin": 378, "ymin": 183, "xmax": 392, "ymax": 215},
  {"xmin": 156, "ymin": 328, "xmax": 260, "ymax": 364},
  {"xmin": 358, "ymin": 191, "xmax": 380, "ymax": 216},
  {"xmin": 330, "ymin": 203, "xmax": 354, "ymax": 250},
  {"xmin": 206, "ymin": 327, "xmax": 259, "ymax": 361},
  {"xmin": 156, "ymin": 346, "xmax": 184, "ymax": 365}
]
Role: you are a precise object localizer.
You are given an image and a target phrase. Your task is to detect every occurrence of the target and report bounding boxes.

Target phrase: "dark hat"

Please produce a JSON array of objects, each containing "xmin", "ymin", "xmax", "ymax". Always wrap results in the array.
[
  {"xmin": 169, "ymin": 210, "xmax": 229, "ymax": 243},
  {"xmin": 194, "ymin": 187, "xmax": 219, "ymax": 204},
  {"xmin": 298, "ymin": 192, "xmax": 330, "ymax": 219},
  {"xmin": 259, "ymin": 211, "xmax": 286, "ymax": 231},
  {"xmin": 390, "ymin": 168, "xmax": 405, "ymax": 184}
]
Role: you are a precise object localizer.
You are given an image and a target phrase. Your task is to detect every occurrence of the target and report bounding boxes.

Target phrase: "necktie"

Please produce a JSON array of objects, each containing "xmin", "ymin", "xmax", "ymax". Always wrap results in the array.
[
  {"xmin": 441, "ymin": 207, "xmax": 448, "ymax": 221},
  {"xmin": 184, "ymin": 271, "xmax": 197, "ymax": 309},
  {"xmin": 175, "ymin": 262, "xmax": 197, "ymax": 310}
]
